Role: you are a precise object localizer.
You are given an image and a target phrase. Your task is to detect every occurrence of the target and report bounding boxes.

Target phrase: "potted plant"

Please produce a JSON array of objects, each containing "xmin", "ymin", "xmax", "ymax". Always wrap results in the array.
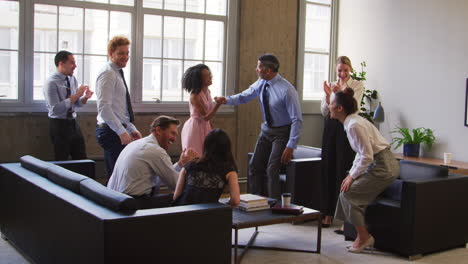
[
  {"xmin": 391, "ymin": 127, "xmax": 436, "ymax": 157},
  {"xmin": 351, "ymin": 61, "xmax": 380, "ymax": 124}
]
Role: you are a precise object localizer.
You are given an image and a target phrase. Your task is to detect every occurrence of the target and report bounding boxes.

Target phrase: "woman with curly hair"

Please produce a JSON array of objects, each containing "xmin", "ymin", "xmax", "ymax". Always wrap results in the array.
[{"xmin": 181, "ymin": 64, "xmax": 221, "ymax": 155}]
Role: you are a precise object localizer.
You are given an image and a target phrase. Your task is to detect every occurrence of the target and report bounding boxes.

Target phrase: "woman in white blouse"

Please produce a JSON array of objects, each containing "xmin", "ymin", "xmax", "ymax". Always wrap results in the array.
[
  {"xmin": 320, "ymin": 56, "xmax": 364, "ymax": 229},
  {"xmin": 329, "ymin": 88, "xmax": 399, "ymax": 253}
]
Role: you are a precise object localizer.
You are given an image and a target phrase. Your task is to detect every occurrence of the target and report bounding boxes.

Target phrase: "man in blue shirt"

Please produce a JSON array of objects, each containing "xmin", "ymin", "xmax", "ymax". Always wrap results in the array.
[
  {"xmin": 44, "ymin": 50, "xmax": 94, "ymax": 160},
  {"xmin": 95, "ymin": 36, "xmax": 142, "ymax": 177},
  {"xmin": 215, "ymin": 54, "xmax": 303, "ymax": 199}
]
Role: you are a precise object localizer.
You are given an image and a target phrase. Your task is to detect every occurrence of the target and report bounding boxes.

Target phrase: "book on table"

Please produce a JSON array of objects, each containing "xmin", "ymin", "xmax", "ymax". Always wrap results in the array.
[
  {"xmin": 239, "ymin": 194, "xmax": 268, "ymax": 204},
  {"xmin": 238, "ymin": 194, "xmax": 270, "ymax": 212},
  {"xmin": 271, "ymin": 204, "xmax": 304, "ymax": 215},
  {"xmin": 237, "ymin": 204, "xmax": 271, "ymax": 212},
  {"xmin": 219, "ymin": 194, "xmax": 271, "ymax": 211}
]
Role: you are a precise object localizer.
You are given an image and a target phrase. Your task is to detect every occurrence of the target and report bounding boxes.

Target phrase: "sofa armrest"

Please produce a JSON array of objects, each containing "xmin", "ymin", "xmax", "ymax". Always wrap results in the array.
[
  {"xmin": 400, "ymin": 176, "xmax": 468, "ymax": 251},
  {"xmin": 284, "ymin": 158, "xmax": 321, "ymax": 209},
  {"xmin": 104, "ymin": 203, "xmax": 232, "ymax": 263},
  {"xmin": 53, "ymin": 160, "xmax": 95, "ymax": 179}
]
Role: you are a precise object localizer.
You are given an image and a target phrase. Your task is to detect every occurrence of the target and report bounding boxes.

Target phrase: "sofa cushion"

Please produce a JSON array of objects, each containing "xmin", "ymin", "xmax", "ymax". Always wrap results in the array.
[
  {"xmin": 20, "ymin": 155, "xmax": 51, "ymax": 177},
  {"xmin": 80, "ymin": 179, "xmax": 137, "ymax": 211},
  {"xmin": 381, "ymin": 179, "xmax": 403, "ymax": 201},
  {"xmin": 46, "ymin": 165, "xmax": 88, "ymax": 194},
  {"xmin": 399, "ymin": 160, "xmax": 448, "ymax": 180},
  {"xmin": 53, "ymin": 160, "xmax": 96, "ymax": 179},
  {"xmin": 293, "ymin": 146, "xmax": 321, "ymax": 159}
]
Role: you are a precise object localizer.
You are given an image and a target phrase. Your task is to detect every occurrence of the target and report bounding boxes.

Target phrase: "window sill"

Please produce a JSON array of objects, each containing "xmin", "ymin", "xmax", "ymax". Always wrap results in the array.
[{"xmin": 0, "ymin": 101, "xmax": 235, "ymax": 114}]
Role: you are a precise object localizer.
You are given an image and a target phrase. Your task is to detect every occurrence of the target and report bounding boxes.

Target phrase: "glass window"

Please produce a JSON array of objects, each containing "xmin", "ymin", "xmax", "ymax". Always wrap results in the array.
[
  {"xmin": 142, "ymin": 2, "xmax": 226, "ymax": 102},
  {"xmin": 0, "ymin": 0, "xmax": 19, "ymax": 100},
  {"xmin": 301, "ymin": 0, "xmax": 333, "ymax": 101},
  {"xmin": 33, "ymin": 3, "xmax": 132, "ymax": 100},
  {"xmin": 0, "ymin": 0, "xmax": 237, "ymax": 112}
]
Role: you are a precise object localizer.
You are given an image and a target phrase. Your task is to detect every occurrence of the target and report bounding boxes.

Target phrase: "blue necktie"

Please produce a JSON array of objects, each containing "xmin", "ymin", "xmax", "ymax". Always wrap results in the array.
[
  {"xmin": 65, "ymin": 77, "xmax": 74, "ymax": 119},
  {"xmin": 262, "ymin": 82, "xmax": 273, "ymax": 126},
  {"xmin": 119, "ymin": 69, "xmax": 135, "ymax": 123}
]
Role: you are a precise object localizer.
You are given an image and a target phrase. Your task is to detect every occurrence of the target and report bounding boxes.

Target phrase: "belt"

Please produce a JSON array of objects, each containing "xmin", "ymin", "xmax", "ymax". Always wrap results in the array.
[
  {"xmin": 268, "ymin": 123, "xmax": 291, "ymax": 129},
  {"xmin": 131, "ymin": 187, "xmax": 156, "ymax": 199},
  {"xmin": 96, "ymin": 123, "xmax": 127, "ymax": 129},
  {"xmin": 50, "ymin": 118, "xmax": 76, "ymax": 122}
]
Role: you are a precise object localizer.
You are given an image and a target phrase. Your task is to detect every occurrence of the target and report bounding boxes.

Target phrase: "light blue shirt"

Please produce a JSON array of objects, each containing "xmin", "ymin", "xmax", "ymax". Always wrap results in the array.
[
  {"xmin": 226, "ymin": 74, "xmax": 303, "ymax": 149},
  {"xmin": 96, "ymin": 61, "xmax": 136, "ymax": 136},
  {"xmin": 44, "ymin": 72, "xmax": 84, "ymax": 119}
]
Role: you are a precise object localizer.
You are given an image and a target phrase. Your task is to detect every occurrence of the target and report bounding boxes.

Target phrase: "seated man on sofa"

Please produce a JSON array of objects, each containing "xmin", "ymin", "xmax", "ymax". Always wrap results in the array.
[{"xmin": 108, "ymin": 115, "xmax": 198, "ymax": 209}]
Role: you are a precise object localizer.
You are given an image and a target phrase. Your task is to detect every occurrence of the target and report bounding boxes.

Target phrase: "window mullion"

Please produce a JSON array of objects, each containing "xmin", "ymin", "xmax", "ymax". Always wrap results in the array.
[
  {"xmin": 159, "ymin": 15, "xmax": 164, "ymax": 101},
  {"xmin": 81, "ymin": 7, "xmax": 85, "ymax": 84},
  {"xmin": 181, "ymin": 17, "xmax": 186, "ymax": 101},
  {"xmin": 22, "ymin": 0, "xmax": 34, "ymax": 105},
  {"xmin": 132, "ymin": 0, "xmax": 143, "ymax": 103}
]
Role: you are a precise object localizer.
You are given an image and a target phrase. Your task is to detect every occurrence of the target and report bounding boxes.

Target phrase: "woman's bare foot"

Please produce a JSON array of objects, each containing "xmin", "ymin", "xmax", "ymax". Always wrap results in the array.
[
  {"xmin": 322, "ymin": 215, "xmax": 333, "ymax": 226},
  {"xmin": 352, "ymin": 234, "xmax": 371, "ymax": 248}
]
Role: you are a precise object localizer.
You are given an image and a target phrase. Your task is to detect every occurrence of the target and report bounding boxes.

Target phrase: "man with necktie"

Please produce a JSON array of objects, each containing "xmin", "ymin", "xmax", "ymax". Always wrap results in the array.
[
  {"xmin": 95, "ymin": 36, "xmax": 142, "ymax": 177},
  {"xmin": 215, "ymin": 54, "xmax": 303, "ymax": 199},
  {"xmin": 44, "ymin": 50, "xmax": 94, "ymax": 161}
]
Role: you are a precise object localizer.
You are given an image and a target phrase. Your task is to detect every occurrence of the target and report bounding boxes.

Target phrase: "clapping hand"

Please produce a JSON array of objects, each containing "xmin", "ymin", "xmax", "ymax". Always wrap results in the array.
[
  {"xmin": 323, "ymin": 81, "xmax": 332, "ymax": 97},
  {"xmin": 84, "ymin": 86, "xmax": 94, "ymax": 99},
  {"xmin": 76, "ymin": 85, "xmax": 87, "ymax": 97},
  {"xmin": 331, "ymin": 82, "xmax": 341, "ymax": 93}
]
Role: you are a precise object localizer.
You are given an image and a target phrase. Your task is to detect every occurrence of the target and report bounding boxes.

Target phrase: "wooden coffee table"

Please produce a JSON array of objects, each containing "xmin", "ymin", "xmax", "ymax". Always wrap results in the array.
[{"xmin": 232, "ymin": 207, "xmax": 322, "ymax": 264}]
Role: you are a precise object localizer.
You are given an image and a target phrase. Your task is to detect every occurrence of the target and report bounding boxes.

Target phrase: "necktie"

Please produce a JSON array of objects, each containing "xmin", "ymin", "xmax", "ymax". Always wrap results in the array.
[
  {"xmin": 119, "ymin": 69, "xmax": 135, "ymax": 123},
  {"xmin": 65, "ymin": 77, "xmax": 74, "ymax": 119},
  {"xmin": 262, "ymin": 82, "xmax": 273, "ymax": 126}
]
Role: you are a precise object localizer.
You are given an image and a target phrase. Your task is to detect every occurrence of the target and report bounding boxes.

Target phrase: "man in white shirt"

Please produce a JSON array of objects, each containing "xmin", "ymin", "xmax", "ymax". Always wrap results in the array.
[
  {"xmin": 107, "ymin": 115, "xmax": 197, "ymax": 209},
  {"xmin": 95, "ymin": 36, "xmax": 142, "ymax": 178}
]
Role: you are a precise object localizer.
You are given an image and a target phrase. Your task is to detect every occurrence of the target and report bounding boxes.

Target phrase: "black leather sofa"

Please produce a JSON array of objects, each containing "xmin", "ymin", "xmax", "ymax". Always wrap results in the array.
[
  {"xmin": 0, "ymin": 155, "xmax": 232, "ymax": 264},
  {"xmin": 344, "ymin": 160, "xmax": 468, "ymax": 260},
  {"xmin": 247, "ymin": 145, "xmax": 322, "ymax": 210}
]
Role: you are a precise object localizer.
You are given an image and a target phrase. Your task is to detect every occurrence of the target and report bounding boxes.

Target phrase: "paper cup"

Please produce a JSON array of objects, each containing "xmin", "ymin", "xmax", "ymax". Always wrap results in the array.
[{"xmin": 443, "ymin": 153, "xmax": 452, "ymax": 164}]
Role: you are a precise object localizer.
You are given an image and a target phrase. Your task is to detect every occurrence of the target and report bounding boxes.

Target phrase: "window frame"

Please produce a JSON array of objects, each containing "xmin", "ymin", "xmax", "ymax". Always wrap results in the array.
[
  {"xmin": 296, "ymin": 0, "xmax": 338, "ymax": 114},
  {"xmin": 0, "ymin": 0, "xmax": 238, "ymax": 113}
]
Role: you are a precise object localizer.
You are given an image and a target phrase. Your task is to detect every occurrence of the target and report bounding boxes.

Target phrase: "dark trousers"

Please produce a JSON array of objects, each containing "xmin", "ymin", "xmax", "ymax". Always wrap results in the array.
[
  {"xmin": 320, "ymin": 116, "xmax": 356, "ymax": 217},
  {"xmin": 49, "ymin": 118, "xmax": 87, "ymax": 161},
  {"xmin": 95, "ymin": 125, "xmax": 126, "ymax": 177},
  {"xmin": 248, "ymin": 123, "xmax": 290, "ymax": 199}
]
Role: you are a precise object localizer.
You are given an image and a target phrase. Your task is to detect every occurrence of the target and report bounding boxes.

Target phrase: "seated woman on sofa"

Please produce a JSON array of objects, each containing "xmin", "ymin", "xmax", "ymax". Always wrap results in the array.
[
  {"xmin": 173, "ymin": 129, "xmax": 240, "ymax": 207},
  {"xmin": 329, "ymin": 88, "xmax": 399, "ymax": 253}
]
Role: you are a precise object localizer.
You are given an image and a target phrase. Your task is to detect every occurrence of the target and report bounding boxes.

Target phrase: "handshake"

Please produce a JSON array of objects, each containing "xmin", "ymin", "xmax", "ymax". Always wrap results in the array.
[{"xmin": 214, "ymin": 96, "xmax": 227, "ymax": 105}]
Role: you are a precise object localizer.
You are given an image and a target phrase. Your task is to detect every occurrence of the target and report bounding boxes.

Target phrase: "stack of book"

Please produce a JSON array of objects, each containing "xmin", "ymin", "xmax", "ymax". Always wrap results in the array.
[{"xmin": 238, "ymin": 194, "xmax": 270, "ymax": 212}]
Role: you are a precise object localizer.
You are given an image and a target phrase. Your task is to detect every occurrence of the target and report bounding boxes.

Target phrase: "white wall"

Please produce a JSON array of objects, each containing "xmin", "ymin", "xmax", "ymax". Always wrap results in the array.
[{"xmin": 338, "ymin": 0, "xmax": 468, "ymax": 161}]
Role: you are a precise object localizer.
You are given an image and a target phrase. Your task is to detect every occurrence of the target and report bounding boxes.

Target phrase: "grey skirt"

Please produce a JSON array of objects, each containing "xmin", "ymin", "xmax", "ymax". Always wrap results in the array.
[{"xmin": 335, "ymin": 148, "xmax": 400, "ymax": 226}]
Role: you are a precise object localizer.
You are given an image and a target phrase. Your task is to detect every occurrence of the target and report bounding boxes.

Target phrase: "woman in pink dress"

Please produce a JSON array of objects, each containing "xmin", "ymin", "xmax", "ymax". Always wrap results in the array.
[{"xmin": 181, "ymin": 64, "xmax": 221, "ymax": 155}]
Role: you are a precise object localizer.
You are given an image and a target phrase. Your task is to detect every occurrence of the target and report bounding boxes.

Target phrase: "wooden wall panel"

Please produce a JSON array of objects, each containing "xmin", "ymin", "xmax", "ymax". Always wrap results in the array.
[
  {"xmin": 0, "ymin": 113, "xmax": 236, "ymax": 164},
  {"xmin": 236, "ymin": 0, "xmax": 298, "ymax": 185}
]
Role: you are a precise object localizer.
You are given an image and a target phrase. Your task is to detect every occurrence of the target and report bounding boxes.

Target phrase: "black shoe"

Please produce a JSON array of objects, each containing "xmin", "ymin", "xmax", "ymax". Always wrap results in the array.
[
  {"xmin": 334, "ymin": 229, "xmax": 344, "ymax": 235},
  {"xmin": 322, "ymin": 223, "xmax": 331, "ymax": 228}
]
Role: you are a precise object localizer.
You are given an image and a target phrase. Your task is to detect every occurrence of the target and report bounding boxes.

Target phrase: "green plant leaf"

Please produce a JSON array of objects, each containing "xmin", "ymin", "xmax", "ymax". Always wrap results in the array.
[{"xmin": 391, "ymin": 127, "xmax": 435, "ymax": 150}]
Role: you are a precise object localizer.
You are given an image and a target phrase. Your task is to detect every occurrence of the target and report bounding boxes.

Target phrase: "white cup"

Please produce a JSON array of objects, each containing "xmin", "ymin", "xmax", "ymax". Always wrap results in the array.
[
  {"xmin": 443, "ymin": 152, "xmax": 452, "ymax": 164},
  {"xmin": 281, "ymin": 193, "xmax": 291, "ymax": 207}
]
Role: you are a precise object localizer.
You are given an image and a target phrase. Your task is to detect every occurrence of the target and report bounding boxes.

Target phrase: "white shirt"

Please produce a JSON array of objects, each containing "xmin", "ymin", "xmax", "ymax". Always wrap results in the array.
[
  {"xmin": 95, "ymin": 61, "xmax": 137, "ymax": 136},
  {"xmin": 344, "ymin": 114, "xmax": 390, "ymax": 179},
  {"xmin": 321, "ymin": 78, "xmax": 364, "ymax": 117},
  {"xmin": 107, "ymin": 134, "xmax": 181, "ymax": 196}
]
